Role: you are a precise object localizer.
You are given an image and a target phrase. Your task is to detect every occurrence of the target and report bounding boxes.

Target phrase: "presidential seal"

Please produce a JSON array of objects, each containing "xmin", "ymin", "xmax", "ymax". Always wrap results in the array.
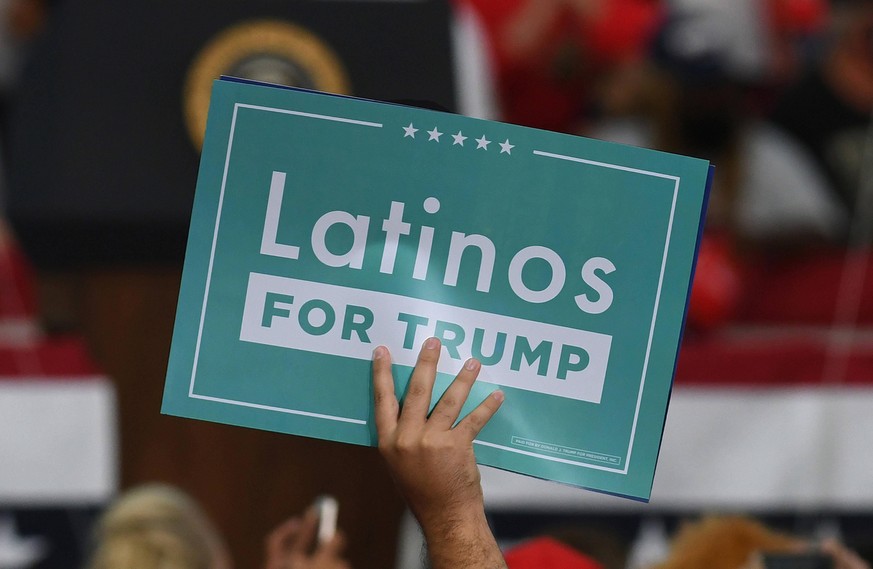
[{"xmin": 183, "ymin": 19, "xmax": 351, "ymax": 149}]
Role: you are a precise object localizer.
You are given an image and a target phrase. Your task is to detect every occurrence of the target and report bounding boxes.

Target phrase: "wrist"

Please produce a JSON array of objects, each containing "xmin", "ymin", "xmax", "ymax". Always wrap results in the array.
[
  {"xmin": 417, "ymin": 501, "xmax": 487, "ymax": 537},
  {"xmin": 418, "ymin": 506, "xmax": 506, "ymax": 569}
]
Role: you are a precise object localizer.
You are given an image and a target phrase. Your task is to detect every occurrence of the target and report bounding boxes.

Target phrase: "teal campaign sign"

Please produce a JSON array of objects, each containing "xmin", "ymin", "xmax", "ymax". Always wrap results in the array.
[{"xmin": 162, "ymin": 77, "xmax": 711, "ymax": 501}]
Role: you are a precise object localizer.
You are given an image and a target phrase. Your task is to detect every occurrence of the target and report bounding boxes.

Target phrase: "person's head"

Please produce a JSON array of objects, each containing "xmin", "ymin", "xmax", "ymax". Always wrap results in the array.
[
  {"xmin": 543, "ymin": 525, "xmax": 628, "ymax": 569},
  {"xmin": 504, "ymin": 536, "xmax": 606, "ymax": 569},
  {"xmin": 86, "ymin": 484, "xmax": 231, "ymax": 569},
  {"xmin": 654, "ymin": 516, "xmax": 801, "ymax": 569}
]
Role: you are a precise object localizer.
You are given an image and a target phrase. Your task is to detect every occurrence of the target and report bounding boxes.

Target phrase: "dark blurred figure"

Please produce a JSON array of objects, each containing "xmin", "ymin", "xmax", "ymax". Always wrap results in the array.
[
  {"xmin": 459, "ymin": 0, "xmax": 662, "ymax": 133},
  {"xmin": 544, "ymin": 525, "xmax": 628, "ymax": 569},
  {"xmin": 599, "ymin": 5, "xmax": 845, "ymax": 245},
  {"xmin": 767, "ymin": 0, "xmax": 829, "ymax": 84},
  {"xmin": 0, "ymin": 0, "xmax": 48, "ymax": 106},
  {"xmin": 770, "ymin": 0, "xmax": 873, "ymax": 226},
  {"xmin": 593, "ymin": 3, "xmax": 847, "ymax": 329},
  {"xmin": 0, "ymin": 0, "xmax": 48, "ymax": 210}
]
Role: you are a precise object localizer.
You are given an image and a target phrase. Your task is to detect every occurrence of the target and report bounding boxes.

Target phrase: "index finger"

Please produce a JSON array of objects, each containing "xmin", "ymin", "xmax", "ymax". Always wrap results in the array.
[
  {"xmin": 264, "ymin": 517, "xmax": 300, "ymax": 568},
  {"xmin": 289, "ymin": 506, "xmax": 319, "ymax": 555},
  {"xmin": 372, "ymin": 345, "xmax": 399, "ymax": 438}
]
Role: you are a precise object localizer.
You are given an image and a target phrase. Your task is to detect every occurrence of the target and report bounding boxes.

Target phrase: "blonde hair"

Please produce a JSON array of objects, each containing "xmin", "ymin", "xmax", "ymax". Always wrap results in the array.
[
  {"xmin": 87, "ymin": 484, "xmax": 226, "ymax": 569},
  {"xmin": 655, "ymin": 516, "xmax": 801, "ymax": 569}
]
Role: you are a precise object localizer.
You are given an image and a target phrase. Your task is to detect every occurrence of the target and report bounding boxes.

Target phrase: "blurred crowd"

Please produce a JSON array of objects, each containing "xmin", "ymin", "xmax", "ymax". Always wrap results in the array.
[
  {"xmin": 458, "ymin": 0, "xmax": 873, "ymax": 332},
  {"xmin": 1, "ymin": 0, "xmax": 871, "ymax": 332},
  {"xmin": 85, "ymin": 482, "xmax": 873, "ymax": 569},
  {"xmin": 463, "ymin": 0, "xmax": 871, "ymax": 239},
  {"xmin": 1, "ymin": 1, "xmax": 872, "ymax": 569}
]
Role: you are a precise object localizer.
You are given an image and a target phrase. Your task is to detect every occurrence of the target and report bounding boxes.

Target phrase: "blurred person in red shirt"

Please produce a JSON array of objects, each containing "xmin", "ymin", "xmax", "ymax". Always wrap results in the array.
[{"xmin": 459, "ymin": 0, "xmax": 662, "ymax": 133}]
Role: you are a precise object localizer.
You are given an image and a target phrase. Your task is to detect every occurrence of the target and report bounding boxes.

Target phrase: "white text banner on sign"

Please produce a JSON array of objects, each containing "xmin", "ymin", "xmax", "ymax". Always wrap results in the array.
[{"xmin": 239, "ymin": 272, "xmax": 612, "ymax": 403}]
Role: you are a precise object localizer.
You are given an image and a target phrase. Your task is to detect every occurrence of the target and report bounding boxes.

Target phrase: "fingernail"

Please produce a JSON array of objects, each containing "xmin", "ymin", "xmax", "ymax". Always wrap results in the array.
[
  {"xmin": 491, "ymin": 390, "xmax": 505, "ymax": 403},
  {"xmin": 465, "ymin": 358, "xmax": 479, "ymax": 371},
  {"xmin": 373, "ymin": 346, "xmax": 387, "ymax": 359},
  {"xmin": 424, "ymin": 337, "xmax": 439, "ymax": 350}
]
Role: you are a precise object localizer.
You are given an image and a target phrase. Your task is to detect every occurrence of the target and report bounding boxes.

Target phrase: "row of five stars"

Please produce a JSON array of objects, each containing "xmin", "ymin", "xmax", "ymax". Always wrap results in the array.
[{"xmin": 402, "ymin": 123, "xmax": 515, "ymax": 154}]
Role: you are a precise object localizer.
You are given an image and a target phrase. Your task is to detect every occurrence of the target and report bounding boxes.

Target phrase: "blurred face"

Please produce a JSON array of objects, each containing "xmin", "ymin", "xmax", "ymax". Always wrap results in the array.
[{"xmin": 844, "ymin": 5, "xmax": 873, "ymax": 65}]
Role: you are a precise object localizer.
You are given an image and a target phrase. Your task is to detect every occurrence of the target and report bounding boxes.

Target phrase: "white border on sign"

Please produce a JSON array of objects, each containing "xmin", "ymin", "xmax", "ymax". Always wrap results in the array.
[
  {"xmin": 187, "ymin": 100, "xmax": 681, "ymax": 474},
  {"xmin": 478, "ymin": 150, "xmax": 679, "ymax": 475},
  {"xmin": 188, "ymin": 103, "xmax": 382, "ymax": 426}
]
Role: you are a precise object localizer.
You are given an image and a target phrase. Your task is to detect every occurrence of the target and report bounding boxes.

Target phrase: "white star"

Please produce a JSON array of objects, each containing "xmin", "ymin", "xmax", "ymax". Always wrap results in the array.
[
  {"xmin": 427, "ymin": 127, "xmax": 443, "ymax": 142},
  {"xmin": 475, "ymin": 135, "xmax": 490, "ymax": 150},
  {"xmin": 499, "ymin": 139, "xmax": 515, "ymax": 155},
  {"xmin": 403, "ymin": 123, "xmax": 418, "ymax": 138},
  {"xmin": 452, "ymin": 131, "xmax": 467, "ymax": 146}
]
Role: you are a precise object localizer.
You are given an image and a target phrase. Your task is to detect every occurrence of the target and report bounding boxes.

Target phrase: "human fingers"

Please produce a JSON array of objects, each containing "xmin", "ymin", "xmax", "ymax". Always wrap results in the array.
[
  {"xmin": 397, "ymin": 337, "xmax": 441, "ymax": 428},
  {"xmin": 821, "ymin": 540, "xmax": 871, "ymax": 569},
  {"xmin": 427, "ymin": 357, "xmax": 481, "ymax": 431},
  {"xmin": 314, "ymin": 530, "xmax": 347, "ymax": 562},
  {"xmin": 288, "ymin": 506, "xmax": 319, "ymax": 554},
  {"xmin": 264, "ymin": 517, "xmax": 301, "ymax": 569},
  {"xmin": 455, "ymin": 389, "xmax": 505, "ymax": 441},
  {"xmin": 372, "ymin": 345, "xmax": 399, "ymax": 439}
]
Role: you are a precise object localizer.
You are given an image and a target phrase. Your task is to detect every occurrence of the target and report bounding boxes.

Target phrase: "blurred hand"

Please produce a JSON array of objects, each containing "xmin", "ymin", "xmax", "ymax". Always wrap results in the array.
[
  {"xmin": 820, "ymin": 540, "xmax": 871, "ymax": 569},
  {"xmin": 742, "ymin": 543, "xmax": 870, "ymax": 569},
  {"xmin": 264, "ymin": 508, "xmax": 350, "ymax": 569}
]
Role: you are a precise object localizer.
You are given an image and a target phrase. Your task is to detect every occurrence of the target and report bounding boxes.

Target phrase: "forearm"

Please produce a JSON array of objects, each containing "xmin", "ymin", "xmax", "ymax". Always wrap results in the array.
[
  {"xmin": 419, "ymin": 507, "xmax": 507, "ymax": 569},
  {"xmin": 372, "ymin": 342, "xmax": 506, "ymax": 569}
]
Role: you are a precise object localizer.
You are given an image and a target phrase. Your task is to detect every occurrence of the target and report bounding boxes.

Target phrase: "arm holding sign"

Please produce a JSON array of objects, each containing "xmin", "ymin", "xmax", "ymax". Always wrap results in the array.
[{"xmin": 372, "ymin": 338, "xmax": 507, "ymax": 569}]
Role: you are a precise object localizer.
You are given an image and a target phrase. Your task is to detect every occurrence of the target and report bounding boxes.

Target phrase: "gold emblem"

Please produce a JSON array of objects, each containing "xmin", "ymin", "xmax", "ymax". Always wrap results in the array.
[{"xmin": 183, "ymin": 19, "xmax": 351, "ymax": 149}]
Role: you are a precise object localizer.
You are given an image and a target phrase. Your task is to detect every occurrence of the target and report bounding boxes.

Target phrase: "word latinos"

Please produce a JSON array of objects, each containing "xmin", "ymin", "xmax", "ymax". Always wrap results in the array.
[{"xmin": 260, "ymin": 171, "xmax": 615, "ymax": 314}]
